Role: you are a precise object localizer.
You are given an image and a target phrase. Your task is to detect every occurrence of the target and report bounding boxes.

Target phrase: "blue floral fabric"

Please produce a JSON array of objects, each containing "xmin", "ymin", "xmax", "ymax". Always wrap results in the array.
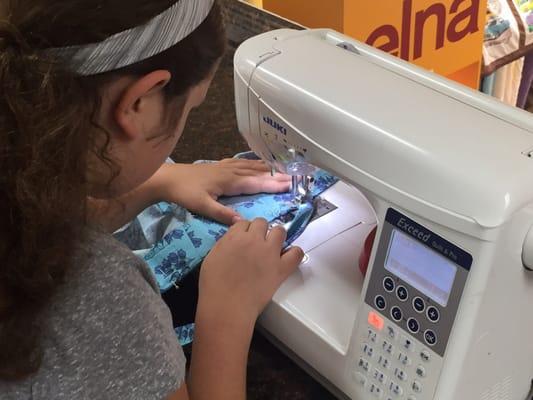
[
  {"xmin": 114, "ymin": 152, "xmax": 337, "ymax": 345},
  {"xmin": 175, "ymin": 323, "xmax": 195, "ymax": 346}
]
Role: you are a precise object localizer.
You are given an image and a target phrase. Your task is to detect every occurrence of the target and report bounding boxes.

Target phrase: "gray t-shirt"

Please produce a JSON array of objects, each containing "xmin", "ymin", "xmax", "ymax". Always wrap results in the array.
[{"xmin": 1, "ymin": 229, "xmax": 186, "ymax": 399}]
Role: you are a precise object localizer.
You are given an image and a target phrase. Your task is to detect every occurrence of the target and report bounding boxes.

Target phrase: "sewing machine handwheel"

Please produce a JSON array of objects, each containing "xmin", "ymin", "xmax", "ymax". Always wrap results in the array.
[
  {"xmin": 359, "ymin": 226, "xmax": 377, "ymax": 276},
  {"xmin": 522, "ymin": 225, "xmax": 533, "ymax": 271}
]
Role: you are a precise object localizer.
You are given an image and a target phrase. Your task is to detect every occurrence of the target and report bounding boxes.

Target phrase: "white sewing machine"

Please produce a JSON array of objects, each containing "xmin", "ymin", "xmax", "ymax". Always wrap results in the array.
[{"xmin": 234, "ymin": 29, "xmax": 533, "ymax": 400}]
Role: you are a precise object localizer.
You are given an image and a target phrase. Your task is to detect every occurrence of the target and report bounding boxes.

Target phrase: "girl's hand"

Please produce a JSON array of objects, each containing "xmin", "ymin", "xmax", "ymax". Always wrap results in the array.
[
  {"xmin": 198, "ymin": 218, "xmax": 304, "ymax": 323},
  {"xmin": 157, "ymin": 159, "xmax": 291, "ymax": 225}
]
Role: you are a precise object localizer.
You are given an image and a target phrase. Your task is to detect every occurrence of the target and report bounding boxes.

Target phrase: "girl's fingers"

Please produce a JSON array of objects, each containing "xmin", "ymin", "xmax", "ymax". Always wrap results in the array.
[
  {"xmin": 226, "ymin": 176, "xmax": 291, "ymax": 195},
  {"xmin": 267, "ymin": 225, "xmax": 287, "ymax": 249},
  {"xmin": 248, "ymin": 218, "xmax": 269, "ymax": 238},
  {"xmin": 229, "ymin": 218, "xmax": 252, "ymax": 232},
  {"xmin": 219, "ymin": 159, "xmax": 271, "ymax": 172},
  {"xmin": 197, "ymin": 197, "xmax": 241, "ymax": 225},
  {"xmin": 232, "ymin": 169, "xmax": 291, "ymax": 182},
  {"xmin": 279, "ymin": 246, "xmax": 305, "ymax": 280},
  {"xmin": 257, "ymin": 179, "xmax": 291, "ymax": 193}
]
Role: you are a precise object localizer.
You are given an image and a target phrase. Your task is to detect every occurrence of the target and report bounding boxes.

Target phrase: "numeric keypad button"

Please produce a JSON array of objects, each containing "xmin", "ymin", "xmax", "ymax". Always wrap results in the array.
[
  {"xmin": 415, "ymin": 365, "xmax": 426, "ymax": 378},
  {"xmin": 372, "ymin": 368, "xmax": 387, "ymax": 384},
  {"xmin": 368, "ymin": 329, "xmax": 378, "ymax": 343},
  {"xmin": 362, "ymin": 343, "xmax": 374, "ymax": 358},
  {"xmin": 400, "ymin": 335, "xmax": 415, "ymax": 352},
  {"xmin": 420, "ymin": 350, "xmax": 431, "ymax": 362},
  {"xmin": 412, "ymin": 380, "xmax": 422, "ymax": 393},
  {"xmin": 397, "ymin": 353, "xmax": 411, "ymax": 366},
  {"xmin": 386, "ymin": 326, "xmax": 398, "ymax": 340},
  {"xmin": 389, "ymin": 382, "xmax": 403, "ymax": 397},
  {"xmin": 394, "ymin": 368, "xmax": 407, "ymax": 381},
  {"xmin": 358, "ymin": 357, "xmax": 370, "ymax": 372},
  {"xmin": 382, "ymin": 340, "xmax": 394, "ymax": 355},
  {"xmin": 378, "ymin": 355, "xmax": 391, "ymax": 370},
  {"xmin": 368, "ymin": 383, "xmax": 384, "ymax": 398}
]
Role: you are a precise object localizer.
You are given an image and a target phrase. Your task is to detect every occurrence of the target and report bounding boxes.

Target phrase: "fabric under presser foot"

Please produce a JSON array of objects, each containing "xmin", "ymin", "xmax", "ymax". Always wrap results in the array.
[{"xmin": 270, "ymin": 199, "xmax": 316, "ymax": 248}]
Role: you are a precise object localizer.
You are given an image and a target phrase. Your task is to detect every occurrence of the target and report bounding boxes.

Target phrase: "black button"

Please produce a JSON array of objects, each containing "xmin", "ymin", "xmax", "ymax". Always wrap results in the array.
[
  {"xmin": 407, "ymin": 318, "xmax": 420, "ymax": 334},
  {"xmin": 427, "ymin": 306, "xmax": 440, "ymax": 323},
  {"xmin": 391, "ymin": 306, "xmax": 403, "ymax": 322},
  {"xmin": 396, "ymin": 286, "xmax": 409, "ymax": 301},
  {"xmin": 424, "ymin": 330, "xmax": 437, "ymax": 346},
  {"xmin": 413, "ymin": 297, "xmax": 425, "ymax": 313},
  {"xmin": 375, "ymin": 295, "xmax": 386, "ymax": 310},
  {"xmin": 383, "ymin": 277, "xmax": 395, "ymax": 293}
]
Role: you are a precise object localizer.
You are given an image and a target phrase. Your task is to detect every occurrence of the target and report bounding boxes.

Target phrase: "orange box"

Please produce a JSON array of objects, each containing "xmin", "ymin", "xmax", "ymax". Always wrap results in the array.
[{"xmin": 262, "ymin": 0, "xmax": 486, "ymax": 89}]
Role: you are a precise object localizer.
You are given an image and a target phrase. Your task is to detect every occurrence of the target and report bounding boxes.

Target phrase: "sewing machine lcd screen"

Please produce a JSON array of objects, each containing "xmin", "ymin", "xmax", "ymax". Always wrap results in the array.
[{"xmin": 384, "ymin": 229, "xmax": 458, "ymax": 307}]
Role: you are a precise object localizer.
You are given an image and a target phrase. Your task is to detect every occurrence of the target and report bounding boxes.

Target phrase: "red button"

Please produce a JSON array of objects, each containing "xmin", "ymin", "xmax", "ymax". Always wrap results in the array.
[{"xmin": 368, "ymin": 311, "xmax": 384, "ymax": 331}]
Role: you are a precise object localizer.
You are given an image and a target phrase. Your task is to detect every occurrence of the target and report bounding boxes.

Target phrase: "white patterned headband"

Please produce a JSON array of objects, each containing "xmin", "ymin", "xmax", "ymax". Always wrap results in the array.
[{"xmin": 44, "ymin": 0, "xmax": 215, "ymax": 76}]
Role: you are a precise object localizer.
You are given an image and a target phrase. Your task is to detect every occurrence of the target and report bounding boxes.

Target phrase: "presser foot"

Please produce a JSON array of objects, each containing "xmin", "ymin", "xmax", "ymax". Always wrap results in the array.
[{"xmin": 291, "ymin": 175, "xmax": 314, "ymax": 204}]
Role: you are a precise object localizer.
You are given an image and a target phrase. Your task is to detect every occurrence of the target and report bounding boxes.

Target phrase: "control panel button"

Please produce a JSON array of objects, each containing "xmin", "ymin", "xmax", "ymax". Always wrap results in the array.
[
  {"xmin": 412, "ymin": 380, "xmax": 422, "ymax": 393},
  {"xmin": 407, "ymin": 396, "xmax": 417, "ymax": 400},
  {"xmin": 358, "ymin": 357, "xmax": 370, "ymax": 372},
  {"xmin": 378, "ymin": 355, "xmax": 391, "ymax": 370},
  {"xmin": 389, "ymin": 382, "xmax": 404, "ymax": 396},
  {"xmin": 420, "ymin": 350, "xmax": 431, "ymax": 362},
  {"xmin": 386, "ymin": 325, "xmax": 398, "ymax": 340},
  {"xmin": 369, "ymin": 311, "xmax": 385, "ymax": 331},
  {"xmin": 363, "ymin": 343, "xmax": 375, "ymax": 358},
  {"xmin": 368, "ymin": 329, "xmax": 378, "ymax": 343},
  {"xmin": 368, "ymin": 383, "xmax": 384, "ymax": 398},
  {"xmin": 382, "ymin": 340, "xmax": 394, "ymax": 355},
  {"xmin": 413, "ymin": 297, "xmax": 425, "ymax": 313},
  {"xmin": 394, "ymin": 367, "xmax": 407, "ymax": 381},
  {"xmin": 352, "ymin": 371, "xmax": 367, "ymax": 386},
  {"xmin": 390, "ymin": 306, "xmax": 403, "ymax": 322},
  {"xmin": 424, "ymin": 330, "xmax": 437, "ymax": 346},
  {"xmin": 372, "ymin": 368, "xmax": 387, "ymax": 384},
  {"xmin": 397, "ymin": 353, "xmax": 411, "ymax": 366},
  {"xmin": 407, "ymin": 318, "xmax": 420, "ymax": 334},
  {"xmin": 415, "ymin": 365, "xmax": 426, "ymax": 378},
  {"xmin": 400, "ymin": 335, "xmax": 415, "ymax": 352},
  {"xmin": 383, "ymin": 276, "xmax": 395, "ymax": 293},
  {"xmin": 375, "ymin": 295, "xmax": 387, "ymax": 311},
  {"xmin": 426, "ymin": 306, "xmax": 440, "ymax": 323},
  {"xmin": 396, "ymin": 286, "xmax": 409, "ymax": 301}
]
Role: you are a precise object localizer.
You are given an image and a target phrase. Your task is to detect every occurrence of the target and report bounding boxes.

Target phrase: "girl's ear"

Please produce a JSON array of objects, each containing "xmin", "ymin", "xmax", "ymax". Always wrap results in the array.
[{"xmin": 113, "ymin": 70, "xmax": 171, "ymax": 141}]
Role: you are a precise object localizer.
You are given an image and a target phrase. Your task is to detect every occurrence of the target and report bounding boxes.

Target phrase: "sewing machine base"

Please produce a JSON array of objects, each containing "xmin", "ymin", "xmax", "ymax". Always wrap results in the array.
[
  {"xmin": 258, "ymin": 181, "xmax": 377, "ymax": 399},
  {"xmin": 256, "ymin": 326, "xmax": 350, "ymax": 400}
]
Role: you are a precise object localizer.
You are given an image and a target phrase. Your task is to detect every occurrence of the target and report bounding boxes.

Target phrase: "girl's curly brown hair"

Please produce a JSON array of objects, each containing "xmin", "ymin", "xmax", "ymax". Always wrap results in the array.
[{"xmin": 0, "ymin": 0, "xmax": 226, "ymax": 380}]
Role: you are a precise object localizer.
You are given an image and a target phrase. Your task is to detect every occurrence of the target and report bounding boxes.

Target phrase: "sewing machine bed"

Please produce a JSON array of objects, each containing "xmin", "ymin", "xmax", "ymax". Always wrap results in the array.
[{"xmin": 259, "ymin": 181, "xmax": 376, "ymax": 355}]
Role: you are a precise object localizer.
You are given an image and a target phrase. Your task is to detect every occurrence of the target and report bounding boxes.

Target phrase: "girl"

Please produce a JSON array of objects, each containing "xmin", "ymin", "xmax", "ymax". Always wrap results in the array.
[{"xmin": 0, "ymin": 1, "xmax": 304, "ymax": 399}]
